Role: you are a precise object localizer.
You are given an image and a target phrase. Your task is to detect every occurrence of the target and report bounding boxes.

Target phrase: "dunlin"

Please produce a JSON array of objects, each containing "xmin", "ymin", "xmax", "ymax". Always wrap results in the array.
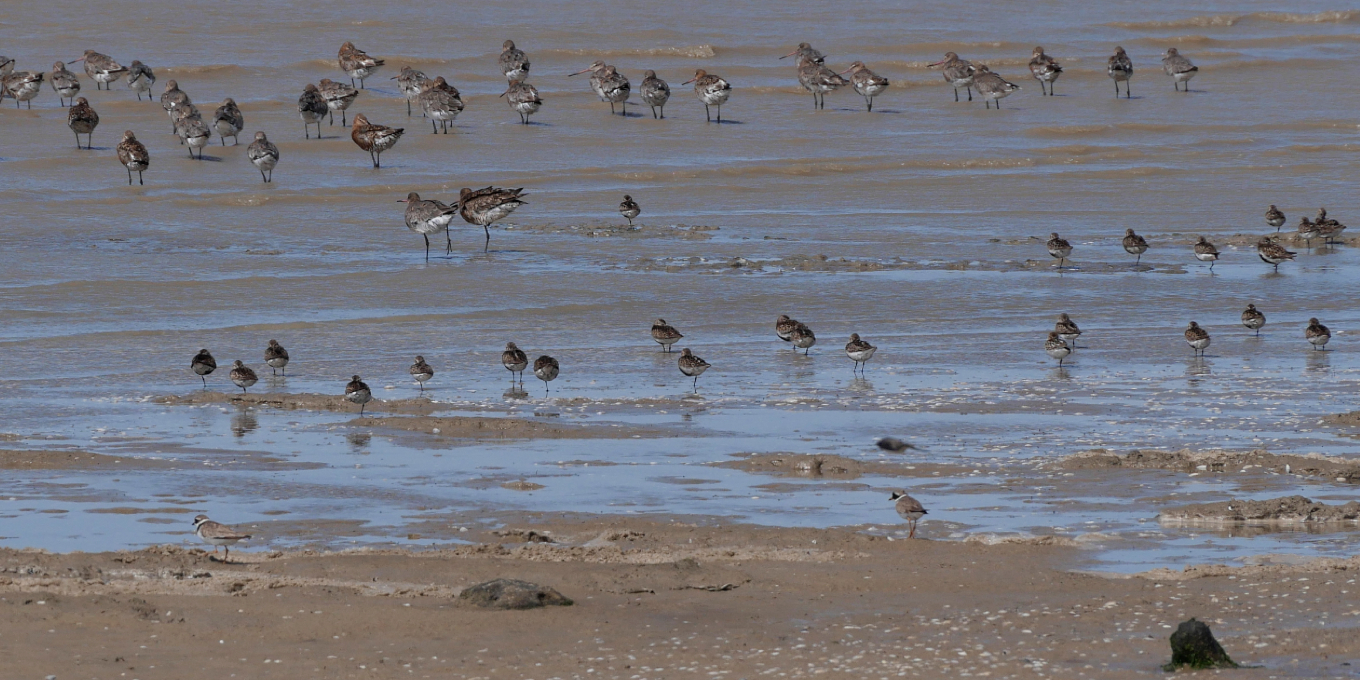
[
  {"xmin": 533, "ymin": 355, "xmax": 559, "ymax": 394},
  {"xmin": 677, "ymin": 348, "xmax": 711, "ymax": 393},
  {"xmin": 842, "ymin": 61, "xmax": 889, "ymax": 111},
  {"xmin": 498, "ymin": 40, "xmax": 530, "ymax": 81},
  {"xmin": 1256, "ymin": 237, "xmax": 1295, "ymax": 272},
  {"xmin": 500, "ymin": 78, "xmax": 542, "ymax": 124},
  {"xmin": 264, "ymin": 339, "xmax": 289, "ymax": 375},
  {"xmin": 1184, "ymin": 322, "xmax": 1210, "ymax": 357},
  {"xmin": 399, "ymin": 191, "xmax": 459, "ymax": 259},
  {"xmin": 929, "ymin": 52, "xmax": 975, "ymax": 102},
  {"xmin": 651, "ymin": 318, "xmax": 683, "ymax": 352},
  {"xmin": 972, "ymin": 65, "xmax": 1020, "ymax": 109},
  {"xmin": 317, "ymin": 78, "xmax": 359, "ymax": 126},
  {"xmin": 410, "ymin": 356, "xmax": 434, "ymax": 392},
  {"xmin": 639, "ymin": 70, "xmax": 670, "ymax": 118},
  {"xmin": 338, "ymin": 41, "xmax": 384, "ymax": 89},
  {"xmin": 620, "ymin": 195, "xmax": 641, "ymax": 226},
  {"xmin": 351, "ymin": 113, "xmax": 404, "ymax": 168},
  {"xmin": 229, "ymin": 360, "xmax": 258, "ymax": 393},
  {"xmin": 1305, "ymin": 318, "xmax": 1331, "ymax": 350},
  {"xmin": 2, "ymin": 70, "xmax": 43, "ymax": 108},
  {"xmin": 790, "ymin": 323, "xmax": 816, "ymax": 355},
  {"xmin": 50, "ymin": 61, "xmax": 80, "ymax": 106},
  {"xmin": 127, "ymin": 60, "xmax": 155, "ymax": 101},
  {"xmin": 502, "ymin": 342, "xmax": 529, "ymax": 383},
  {"xmin": 160, "ymin": 80, "xmax": 191, "ymax": 131},
  {"xmin": 213, "ymin": 98, "xmax": 244, "ymax": 145},
  {"xmin": 780, "ymin": 43, "xmax": 826, "ymax": 65},
  {"xmin": 298, "ymin": 83, "xmax": 328, "ymax": 139},
  {"xmin": 392, "ymin": 66, "xmax": 428, "ymax": 116},
  {"xmin": 845, "ymin": 333, "xmax": 876, "ymax": 373},
  {"xmin": 74, "ymin": 50, "xmax": 126, "ymax": 89},
  {"xmin": 345, "ymin": 375, "xmax": 372, "ymax": 414},
  {"xmin": 246, "ymin": 132, "xmax": 279, "ymax": 182},
  {"xmin": 1162, "ymin": 48, "xmax": 1198, "ymax": 91},
  {"xmin": 191, "ymin": 515, "xmax": 251, "ymax": 561},
  {"xmin": 1044, "ymin": 331, "xmax": 1071, "ymax": 365},
  {"xmin": 1265, "ymin": 205, "xmax": 1286, "ymax": 231},
  {"xmin": 116, "ymin": 130, "xmax": 149, "ymax": 185},
  {"xmin": 418, "ymin": 76, "xmax": 463, "ymax": 134},
  {"xmin": 1122, "ymin": 228, "xmax": 1149, "ymax": 264},
  {"xmin": 1193, "ymin": 236, "xmax": 1219, "ymax": 271},
  {"xmin": 1046, "ymin": 232, "xmax": 1072, "ymax": 268},
  {"xmin": 190, "ymin": 349, "xmax": 217, "ymax": 388},
  {"xmin": 1107, "ymin": 46, "xmax": 1133, "ymax": 98},
  {"xmin": 889, "ymin": 491, "xmax": 927, "ymax": 538},
  {"xmin": 683, "ymin": 69, "xmax": 731, "ymax": 122},
  {"xmin": 775, "ymin": 315, "xmax": 800, "ymax": 343},
  {"xmin": 459, "ymin": 186, "xmax": 526, "ymax": 251},
  {"xmin": 67, "ymin": 97, "xmax": 99, "ymax": 149},
  {"xmin": 1028, "ymin": 47, "xmax": 1062, "ymax": 96},
  {"xmin": 1295, "ymin": 217, "xmax": 1320, "ymax": 247},
  {"xmin": 1241, "ymin": 304, "xmax": 1265, "ymax": 336},
  {"xmin": 174, "ymin": 110, "xmax": 211, "ymax": 159},
  {"xmin": 1316, "ymin": 208, "xmax": 1346, "ymax": 244},
  {"xmin": 1055, "ymin": 313, "xmax": 1082, "ymax": 348},
  {"xmin": 794, "ymin": 55, "xmax": 846, "ymax": 110}
]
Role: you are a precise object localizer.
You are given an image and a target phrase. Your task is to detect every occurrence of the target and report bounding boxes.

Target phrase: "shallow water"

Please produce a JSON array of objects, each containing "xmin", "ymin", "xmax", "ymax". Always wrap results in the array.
[{"xmin": 1, "ymin": 0, "xmax": 1358, "ymax": 571}]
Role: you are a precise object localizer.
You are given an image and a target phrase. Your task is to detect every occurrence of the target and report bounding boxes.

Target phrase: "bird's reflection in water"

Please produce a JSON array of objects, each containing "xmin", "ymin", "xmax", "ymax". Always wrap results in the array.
[
  {"xmin": 503, "ymin": 386, "xmax": 530, "ymax": 401},
  {"xmin": 346, "ymin": 432, "xmax": 371, "ymax": 454},
  {"xmin": 230, "ymin": 405, "xmax": 258, "ymax": 438},
  {"xmin": 1305, "ymin": 350, "xmax": 1330, "ymax": 374},
  {"xmin": 848, "ymin": 377, "xmax": 875, "ymax": 393},
  {"xmin": 1186, "ymin": 357, "xmax": 1211, "ymax": 382},
  {"xmin": 1047, "ymin": 366, "xmax": 1072, "ymax": 382}
]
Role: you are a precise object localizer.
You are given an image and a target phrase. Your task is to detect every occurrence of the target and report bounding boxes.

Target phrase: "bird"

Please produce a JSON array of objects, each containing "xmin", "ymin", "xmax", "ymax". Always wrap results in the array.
[
  {"xmin": 2, "ymin": 70, "xmax": 44, "ymax": 108},
  {"xmin": 213, "ymin": 98, "xmax": 244, "ymax": 146},
  {"xmin": 1122, "ymin": 228, "xmax": 1149, "ymax": 265},
  {"xmin": 1265, "ymin": 205, "xmax": 1286, "ymax": 232},
  {"xmin": 875, "ymin": 437, "xmax": 919, "ymax": 452},
  {"xmin": 929, "ymin": 52, "xmax": 976, "ymax": 102},
  {"xmin": 264, "ymin": 339, "xmax": 289, "ymax": 375},
  {"xmin": 794, "ymin": 55, "xmax": 846, "ymax": 110},
  {"xmin": 620, "ymin": 195, "xmax": 641, "ymax": 226},
  {"xmin": 116, "ymin": 130, "xmax": 150, "ymax": 185},
  {"xmin": 639, "ymin": 70, "xmax": 670, "ymax": 118},
  {"xmin": 842, "ymin": 61, "xmax": 889, "ymax": 111},
  {"xmin": 246, "ymin": 132, "xmax": 280, "ymax": 182},
  {"xmin": 1184, "ymin": 322, "xmax": 1210, "ymax": 357},
  {"xmin": 1162, "ymin": 48, "xmax": 1198, "ymax": 91},
  {"xmin": 1045, "ymin": 331, "xmax": 1071, "ymax": 366},
  {"xmin": 410, "ymin": 356, "xmax": 434, "ymax": 392},
  {"xmin": 1028, "ymin": 47, "xmax": 1062, "ymax": 96},
  {"xmin": 498, "ymin": 40, "xmax": 530, "ymax": 81},
  {"xmin": 298, "ymin": 83, "xmax": 329, "ymax": 139},
  {"xmin": 1193, "ymin": 236, "xmax": 1220, "ymax": 271},
  {"xmin": 190, "ymin": 349, "xmax": 217, "ymax": 388},
  {"xmin": 1305, "ymin": 318, "xmax": 1331, "ymax": 350},
  {"xmin": 677, "ymin": 348, "xmax": 710, "ymax": 393},
  {"xmin": 191, "ymin": 515, "xmax": 252, "ymax": 561},
  {"xmin": 1046, "ymin": 233, "xmax": 1072, "ymax": 268},
  {"xmin": 780, "ymin": 43, "xmax": 826, "ymax": 65},
  {"xmin": 1241, "ymin": 304, "xmax": 1266, "ymax": 336},
  {"xmin": 591, "ymin": 64, "xmax": 631, "ymax": 115},
  {"xmin": 775, "ymin": 315, "xmax": 800, "ymax": 343},
  {"xmin": 345, "ymin": 375, "xmax": 372, "ymax": 415},
  {"xmin": 392, "ymin": 66, "xmax": 428, "ymax": 116},
  {"xmin": 417, "ymin": 76, "xmax": 463, "ymax": 133},
  {"xmin": 790, "ymin": 324, "xmax": 816, "ymax": 355},
  {"xmin": 1256, "ymin": 237, "xmax": 1296, "ymax": 272},
  {"xmin": 174, "ymin": 110, "xmax": 211, "ymax": 159},
  {"xmin": 651, "ymin": 319, "xmax": 683, "ymax": 352},
  {"xmin": 160, "ymin": 80, "xmax": 191, "ymax": 131},
  {"xmin": 502, "ymin": 342, "xmax": 529, "ymax": 383},
  {"xmin": 533, "ymin": 355, "xmax": 559, "ymax": 394},
  {"xmin": 845, "ymin": 333, "xmax": 876, "ymax": 373},
  {"xmin": 1295, "ymin": 217, "xmax": 1321, "ymax": 248},
  {"xmin": 50, "ymin": 61, "xmax": 80, "ymax": 106},
  {"xmin": 458, "ymin": 186, "xmax": 526, "ymax": 251},
  {"xmin": 74, "ymin": 50, "xmax": 127, "ymax": 89},
  {"xmin": 338, "ymin": 41, "xmax": 384, "ymax": 88},
  {"xmin": 1055, "ymin": 313, "xmax": 1082, "ymax": 348},
  {"xmin": 683, "ymin": 69, "xmax": 731, "ymax": 122},
  {"xmin": 127, "ymin": 60, "xmax": 154, "ymax": 101},
  {"xmin": 500, "ymin": 78, "xmax": 543, "ymax": 124},
  {"xmin": 317, "ymin": 78, "xmax": 359, "ymax": 127},
  {"xmin": 67, "ymin": 97, "xmax": 99, "ymax": 149},
  {"xmin": 229, "ymin": 360, "xmax": 258, "ymax": 393},
  {"xmin": 889, "ymin": 491, "xmax": 927, "ymax": 538},
  {"xmin": 400, "ymin": 191, "xmax": 459, "ymax": 259},
  {"xmin": 1107, "ymin": 46, "xmax": 1133, "ymax": 98},
  {"xmin": 1316, "ymin": 208, "xmax": 1347, "ymax": 244},
  {"xmin": 972, "ymin": 65, "xmax": 1020, "ymax": 109},
  {"xmin": 350, "ymin": 113, "xmax": 404, "ymax": 168}
]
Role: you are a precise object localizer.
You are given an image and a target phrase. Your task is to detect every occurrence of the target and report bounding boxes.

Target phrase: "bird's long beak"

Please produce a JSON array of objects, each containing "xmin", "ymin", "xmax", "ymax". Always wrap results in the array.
[
  {"xmin": 928, "ymin": 60, "xmax": 947, "ymax": 67},
  {"xmin": 838, "ymin": 67, "xmax": 853, "ymax": 75},
  {"xmin": 397, "ymin": 199, "xmax": 408, "ymax": 203},
  {"xmin": 682, "ymin": 77, "xmax": 696, "ymax": 84},
  {"xmin": 567, "ymin": 66, "xmax": 593, "ymax": 77},
  {"xmin": 778, "ymin": 49, "xmax": 799, "ymax": 59},
  {"xmin": 71, "ymin": 57, "xmax": 86, "ymax": 63},
  {"xmin": 498, "ymin": 88, "xmax": 510, "ymax": 98}
]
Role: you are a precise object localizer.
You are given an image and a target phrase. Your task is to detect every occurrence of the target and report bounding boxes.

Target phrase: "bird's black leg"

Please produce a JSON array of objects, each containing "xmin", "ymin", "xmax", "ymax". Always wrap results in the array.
[
  {"xmin": 424, "ymin": 233, "xmax": 430, "ymax": 261},
  {"xmin": 483, "ymin": 225, "xmax": 491, "ymax": 252}
]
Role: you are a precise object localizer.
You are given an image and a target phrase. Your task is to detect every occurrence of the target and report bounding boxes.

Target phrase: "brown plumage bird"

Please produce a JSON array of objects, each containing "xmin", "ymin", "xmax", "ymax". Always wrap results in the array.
[
  {"xmin": 67, "ymin": 97, "xmax": 99, "ymax": 149},
  {"xmin": 458, "ymin": 186, "xmax": 526, "ymax": 251},
  {"xmin": 889, "ymin": 491, "xmax": 928, "ymax": 538},
  {"xmin": 345, "ymin": 375, "xmax": 372, "ymax": 414},
  {"xmin": 116, "ymin": 130, "xmax": 149, "ymax": 185},
  {"xmin": 350, "ymin": 113, "xmax": 404, "ymax": 168},
  {"xmin": 502, "ymin": 342, "xmax": 529, "ymax": 383},
  {"xmin": 229, "ymin": 360, "xmax": 258, "ymax": 393},
  {"xmin": 338, "ymin": 41, "xmax": 384, "ymax": 88},
  {"xmin": 533, "ymin": 355, "xmax": 559, "ymax": 394}
]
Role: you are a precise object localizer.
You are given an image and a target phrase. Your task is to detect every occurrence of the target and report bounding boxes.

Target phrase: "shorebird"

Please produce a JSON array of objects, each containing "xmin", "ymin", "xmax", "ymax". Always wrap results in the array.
[
  {"xmin": 1256, "ymin": 237, "xmax": 1296, "ymax": 272},
  {"xmin": 190, "ymin": 349, "xmax": 216, "ymax": 388},
  {"xmin": 1184, "ymin": 322, "xmax": 1210, "ymax": 357},
  {"xmin": 876, "ymin": 437, "xmax": 919, "ymax": 452},
  {"xmin": 1046, "ymin": 232, "xmax": 1072, "ymax": 268},
  {"xmin": 677, "ymin": 348, "xmax": 710, "ymax": 393},
  {"xmin": 845, "ymin": 333, "xmax": 876, "ymax": 373},
  {"xmin": 392, "ymin": 66, "xmax": 428, "ymax": 116},
  {"xmin": 683, "ymin": 69, "xmax": 731, "ymax": 122},
  {"xmin": 499, "ymin": 40, "xmax": 530, "ymax": 81},
  {"xmin": 338, "ymin": 41, "xmax": 384, "ymax": 88},
  {"xmin": 174, "ymin": 110, "xmax": 211, "ymax": 159},
  {"xmin": 1055, "ymin": 313, "xmax": 1082, "ymax": 348},
  {"xmin": 775, "ymin": 315, "xmax": 800, "ymax": 343},
  {"xmin": 191, "ymin": 515, "xmax": 251, "ymax": 561},
  {"xmin": 50, "ymin": 61, "xmax": 80, "ymax": 106},
  {"xmin": 651, "ymin": 318, "xmax": 683, "ymax": 352},
  {"xmin": 842, "ymin": 61, "xmax": 889, "ymax": 111},
  {"xmin": 973, "ymin": 65, "xmax": 1020, "ymax": 109},
  {"xmin": 639, "ymin": 70, "xmax": 670, "ymax": 118},
  {"xmin": 246, "ymin": 132, "xmax": 279, "ymax": 182},
  {"xmin": 2, "ymin": 70, "xmax": 43, "ymax": 108},
  {"xmin": 1045, "ymin": 332, "xmax": 1071, "ymax": 366},
  {"xmin": 298, "ymin": 83, "xmax": 328, "ymax": 139},
  {"xmin": 74, "ymin": 50, "xmax": 126, "ymax": 89},
  {"xmin": 1295, "ymin": 217, "xmax": 1320, "ymax": 247},
  {"xmin": 116, "ymin": 130, "xmax": 149, "ymax": 184},
  {"xmin": 533, "ymin": 355, "xmax": 559, "ymax": 394},
  {"xmin": 1241, "ymin": 304, "xmax": 1266, "ymax": 336},
  {"xmin": 160, "ymin": 80, "xmax": 191, "ymax": 131},
  {"xmin": 400, "ymin": 191, "xmax": 459, "ymax": 259},
  {"xmin": 790, "ymin": 323, "xmax": 816, "ymax": 355},
  {"xmin": 351, "ymin": 113, "xmax": 404, "ymax": 168},
  {"xmin": 795, "ymin": 55, "xmax": 846, "ymax": 109},
  {"xmin": 317, "ymin": 78, "xmax": 359, "ymax": 126},
  {"xmin": 1108, "ymin": 46, "xmax": 1133, "ymax": 98},
  {"xmin": 929, "ymin": 52, "xmax": 976, "ymax": 102},
  {"xmin": 410, "ymin": 356, "xmax": 434, "ymax": 392},
  {"xmin": 1316, "ymin": 207, "xmax": 1346, "ymax": 244},
  {"xmin": 127, "ymin": 60, "xmax": 154, "ymax": 101},
  {"xmin": 1162, "ymin": 48, "xmax": 1198, "ymax": 91},
  {"xmin": 345, "ymin": 375, "xmax": 372, "ymax": 414},
  {"xmin": 67, "ymin": 97, "xmax": 99, "ymax": 149},
  {"xmin": 1265, "ymin": 205, "xmax": 1286, "ymax": 232},
  {"xmin": 889, "ymin": 491, "xmax": 927, "ymax": 538},
  {"xmin": 620, "ymin": 195, "xmax": 641, "ymax": 226},
  {"xmin": 500, "ymin": 78, "xmax": 543, "ymax": 124},
  {"xmin": 459, "ymin": 186, "xmax": 526, "ymax": 251},
  {"xmin": 1028, "ymin": 47, "xmax": 1062, "ymax": 96},
  {"xmin": 229, "ymin": 360, "xmax": 258, "ymax": 393},
  {"xmin": 264, "ymin": 339, "xmax": 289, "ymax": 375},
  {"xmin": 570, "ymin": 62, "xmax": 630, "ymax": 115},
  {"xmin": 1305, "ymin": 318, "xmax": 1331, "ymax": 350},
  {"xmin": 502, "ymin": 342, "xmax": 528, "ymax": 383},
  {"xmin": 213, "ymin": 98, "xmax": 244, "ymax": 145},
  {"xmin": 1193, "ymin": 236, "xmax": 1220, "ymax": 271},
  {"xmin": 780, "ymin": 43, "xmax": 826, "ymax": 64},
  {"xmin": 1122, "ymin": 228, "xmax": 1149, "ymax": 264},
  {"xmin": 418, "ymin": 76, "xmax": 463, "ymax": 133}
]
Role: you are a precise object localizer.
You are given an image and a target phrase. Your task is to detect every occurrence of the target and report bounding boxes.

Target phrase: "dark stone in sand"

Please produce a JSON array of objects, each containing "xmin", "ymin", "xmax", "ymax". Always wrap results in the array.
[
  {"xmin": 458, "ymin": 578, "xmax": 573, "ymax": 610},
  {"xmin": 1162, "ymin": 618, "xmax": 1237, "ymax": 671}
]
